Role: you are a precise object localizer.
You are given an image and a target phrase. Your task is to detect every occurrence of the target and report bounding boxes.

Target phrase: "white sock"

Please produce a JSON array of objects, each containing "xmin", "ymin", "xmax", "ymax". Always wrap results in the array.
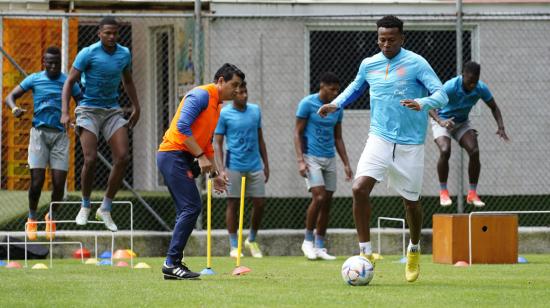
[
  {"xmin": 359, "ymin": 242, "xmax": 372, "ymax": 255},
  {"xmin": 408, "ymin": 240, "xmax": 420, "ymax": 253}
]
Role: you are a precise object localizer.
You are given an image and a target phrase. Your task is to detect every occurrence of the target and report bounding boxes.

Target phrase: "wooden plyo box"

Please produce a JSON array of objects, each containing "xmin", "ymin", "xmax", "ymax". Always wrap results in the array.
[{"xmin": 432, "ymin": 214, "xmax": 518, "ymax": 264}]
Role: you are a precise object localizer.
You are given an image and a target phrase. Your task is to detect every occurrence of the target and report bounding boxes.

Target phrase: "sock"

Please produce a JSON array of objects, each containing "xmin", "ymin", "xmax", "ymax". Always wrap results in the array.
[
  {"xmin": 248, "ymin": 229, "xmax": 257, "ymax": 242},
  {"xmin": 304, "ymin": 229, "xmax": 314, "ymax": 242},
  {"xmin": 440, "ymin": 183, "xmax": 448, "ymax": 191},
  {"xmin": 82, "ymin": 197, "xmax": 91, "ymax": 209},
  {"xmin": 165, "ymin": 257, "xmax": 175, "ymax": 267},
  {"xmin": 100, "ymin": 196, "xmax": 113, "ymax": 212},
  {"xmin": 229, "ymin": 233, "xmax": 238, "ymax": 248},
  {"xmin": 359, "ymin": 242, "xmax": 372, "ymax": 255},
  {"xmin": 28, "ymin": 209, "xmax": 37, "ymax": 220},
  {"xmin": 469, "ymin": 183, "xmax": 477, "ymax": 192},
  {"xmin": 315, "ymin": 234, "xmax": 325, "ymax": 249},
  {"xmin": 408, "ymin": 240, "xmax": 420, "ymax": 253}
]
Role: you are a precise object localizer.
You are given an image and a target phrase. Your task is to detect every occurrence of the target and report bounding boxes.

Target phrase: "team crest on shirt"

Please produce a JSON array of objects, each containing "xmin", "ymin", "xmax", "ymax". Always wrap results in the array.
[{"xmin": 397, "ymin": 66, "xmax": 407, "ymax": 77}]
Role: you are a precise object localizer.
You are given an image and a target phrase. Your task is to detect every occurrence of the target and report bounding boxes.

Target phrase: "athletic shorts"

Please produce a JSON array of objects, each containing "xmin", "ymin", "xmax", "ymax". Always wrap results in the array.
[
  {"xmin": 75, "ymin": 106, "xmax": 128, "ymax": 141},
  {"xmin": 28, "ymin": 127, "xmax": 69, "ymax": 171},
  {"xmin": 431, "ymin": 118, "xmax": 476, "ymax": 142},
  {"xmin": 304, "ymin": 154, "xmax": 337, "ymax": 192},
  {"xmin": 226, "ymin": 169, "xmax": 266, "ymax": 198},
  {"xmin": 355, "ymin": 134, "xmax": 424, "ymax": 201}
]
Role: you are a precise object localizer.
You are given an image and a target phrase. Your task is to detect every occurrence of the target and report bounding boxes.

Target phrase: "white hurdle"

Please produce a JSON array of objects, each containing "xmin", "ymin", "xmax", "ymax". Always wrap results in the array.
[
  {"xmin": 20, "ymin": 201, "xmax": 134, "ymax": 268},
  {"xmin": 377, "ymin": 217, "xmax": 406, "ymax": 257},
  {"xmin": 468, "ymin": 210, "xmax": 550, "ymax": 265}
]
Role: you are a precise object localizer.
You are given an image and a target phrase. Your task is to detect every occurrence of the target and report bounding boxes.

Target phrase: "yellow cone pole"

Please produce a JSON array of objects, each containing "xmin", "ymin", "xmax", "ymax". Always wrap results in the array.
[
  {"xmin": 236, "ymin": 176, "xmax": 246, "ymax": 267},
  {"xmin": 206, "ymin": 178, "xmax": 212, "ymax": 269}
]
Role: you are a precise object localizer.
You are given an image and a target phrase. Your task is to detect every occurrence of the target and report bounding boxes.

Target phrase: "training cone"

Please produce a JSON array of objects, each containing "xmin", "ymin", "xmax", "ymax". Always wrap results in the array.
[
  {"xmin": 73, "ymin": 248, "xmax": 91, "ymax": 259},
  {"xmin": 6, "ymin": 261, "xmax": 22, "ymax": 269},
  {"xmin": 116, "ymin": 261, "xmax": 129, "ymax": 267},
  {"xmin": 113, "ymin": 249, "xmax": 132, "ymax": 259},
  {"xmin": 399, "ymin": 256, "xmax": 407, "ymax": 264},
  {"xmin": 200, "ymin": 267, "xmax": 216, "ymax": 275},
  {"xmin": 99, "ymin": 251, "xmax": 112, "ymax": 259},
  {"xmin": 32, "ymin": 263, "xmax": 48, "ymax": 270},
  {"xmin": 232, "ymin": 266, "xmax": 251, "ymax": 276},
  {"xmin": 134, "ymin": 262, "xmax": 151, "ymax": 269},
  {"xmin": 125, "ymin": 249, "xmax": 137, "ymax": 257},
  {"xmin": 98, "ymin": 260, "xmax": 112, "ymax": 266},
  {"xmin": 518, "ymin": 256, "xmax": 528, "ymax": 264},
  {"xmin": 0, "ymin": 260, "xmax": 6, "ymax": 267},
  {"xmin": 85, "ymin": 258, "xmax": 99, "ymax": 265},
  {"xmin": 454, "ymin": 261, "xmax": 469, "ymax": 267},
  {"xmin": 372, "ymin": 253, "xmax": 384, "ymax": 260}
]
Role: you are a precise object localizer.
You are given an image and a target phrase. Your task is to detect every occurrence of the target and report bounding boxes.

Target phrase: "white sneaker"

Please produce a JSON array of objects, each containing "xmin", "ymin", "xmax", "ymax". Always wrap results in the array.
[
  {"xmin": 229, "ymin": 247, "xmax": 243, "ymax": 258},
  {"xmin": 95, "ymin": 209, "xmax": 118, "ymax": 232},
  {"xmin": 301, "ymin": 241, "xmax": 317, "ymax": 260},
  {"xmin": 75, "ymin": 207, "xmax": 91, "ymax": 225},
  {"xmin": 315, "ymin": 248, "xmax": 336, "ymax": 260}
]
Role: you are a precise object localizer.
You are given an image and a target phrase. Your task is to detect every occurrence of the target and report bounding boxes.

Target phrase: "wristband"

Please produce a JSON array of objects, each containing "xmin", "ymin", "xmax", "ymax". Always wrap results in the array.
[{"xmin": 196, "ymin": 152, "xmax": 205, "ymax": 159}]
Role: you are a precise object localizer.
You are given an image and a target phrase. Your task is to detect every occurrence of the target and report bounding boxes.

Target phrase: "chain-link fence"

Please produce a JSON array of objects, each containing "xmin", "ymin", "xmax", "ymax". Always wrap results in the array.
[{"xmin": 1, "ymin": 13, "xmax": 549, "ymax": 233}]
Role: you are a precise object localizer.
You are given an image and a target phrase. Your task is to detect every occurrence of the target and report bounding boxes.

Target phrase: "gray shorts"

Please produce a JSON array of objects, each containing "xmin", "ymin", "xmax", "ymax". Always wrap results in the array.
[
  {"xmin": 75, "ymin": 106, "xmax": 128, "ymax": 141},
  {"xmin": 28, "ymin": 127, "xmax": 69, "ymax": 171},
  {"xmin": 431, "ymin": 118, "xmax": 476, "ymax": 142},
  {"xmin": 226, "ymin": 169, "xmax": 266, "ymax": 198},
  {"xmin": 304, "ymin": 154, "xmax": 337, "ymax": 192}
]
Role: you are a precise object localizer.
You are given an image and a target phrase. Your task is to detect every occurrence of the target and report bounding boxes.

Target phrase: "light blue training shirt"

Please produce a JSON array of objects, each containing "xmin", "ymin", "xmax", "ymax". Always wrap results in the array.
[
  {"xmin": 72, "ymin": 41, "xmax": 131, "ymax": 109},
  {"xmin": 437, "ymin": 75, "xmax": 493, "ymax": 123},
  {"xmin": 332, "ymin": 48, "xmax": 448, "ymax": 145},
  {"xmin": 215, "ymin": 103, "xmax": 263, "ymax": 172},
  {"xmin": 296, "ymin": 93, "xmax": 344, "ymax": 158},
  {"xmin": 19, "ymin": 71, "xmax": 81, "ymax": 131}
]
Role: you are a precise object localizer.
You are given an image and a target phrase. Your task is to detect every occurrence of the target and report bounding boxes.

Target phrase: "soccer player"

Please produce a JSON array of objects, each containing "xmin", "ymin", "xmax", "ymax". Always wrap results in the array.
[
  {"xmin": 214, "ymin": 81, "xmax": 269, "ymax": 258},
  {"xmin": 294, "ymin": 72, "xmax": 353, "ymax": 261},
  {"xmin": 61, "ymin": 17, "xmax": 140, "ymax": 232},
  {"xmin": 5, "ymin": 46, "xmax": 81, "ymax": 241},
  {"xmin": 157, "ymin": 63, "xmax": 244, "ymax": 280},
  {"xmin": 318, "ymin": 16, "xmax": 448, "ymax": 282},
  {"xmin": 430, "ymin": 61, "xmax": 508, "ymax": 207}
]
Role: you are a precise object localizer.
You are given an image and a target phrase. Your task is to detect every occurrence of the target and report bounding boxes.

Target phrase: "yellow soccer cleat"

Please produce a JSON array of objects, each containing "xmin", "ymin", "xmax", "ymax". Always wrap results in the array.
[
  {"xmin": 405, "ymin": 250, "xmax": 420, "ymax": 282},
  {"xmin": 360, "ymin": 253, "xmax": 376, "ymax": 268},
  {"xmin": 26, "ymin": 218, "xmax": 38, "ymax": 241},
  {"xmin": 45, "ymin": 213, "xmax": 56, "ymax": 241}
]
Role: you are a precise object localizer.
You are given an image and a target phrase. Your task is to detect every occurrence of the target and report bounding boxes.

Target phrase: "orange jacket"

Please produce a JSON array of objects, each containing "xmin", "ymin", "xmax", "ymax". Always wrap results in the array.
[{"xmin": 158, "ymin": 84, "xmax": 221, "ymax": 158}]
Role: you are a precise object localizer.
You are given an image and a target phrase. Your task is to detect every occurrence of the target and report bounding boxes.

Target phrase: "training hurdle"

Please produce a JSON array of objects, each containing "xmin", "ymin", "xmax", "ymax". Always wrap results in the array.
[
  {"xmin": 468, "ymin": 210, "xmax": 550, "ymax": 265},
  {"xmin": 19, "ymin": 201, "xmax": 134, "ymax": 268},
  {"xmin": 377, "ymin": 217, "xmax": 406, "ymax": 257}
]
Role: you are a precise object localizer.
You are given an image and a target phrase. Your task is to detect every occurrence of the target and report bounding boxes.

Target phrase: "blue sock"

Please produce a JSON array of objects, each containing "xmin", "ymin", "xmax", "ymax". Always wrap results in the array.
[
  {"xmin": 315, "ymin": 234, "xmax": 325, "ymax": 249},
  {"xmin": 100, "ymin": 196, "xmax": 113, "ymax": 212},
  {"xmin": 28, "ymin": 209, "xmax": 37, "ymax": 220},
  {"xmin": 305, "ymin": 229, "xmax": 314, "ymax": 242},
  {"xmin": 248, "ymin": 229, "xmax": 257, "ymax": 242},
  {"xmin": 440, "ymin": 183, "xmax": 448, "ymax": 190},
  {"xmin": 229, "ymin": 233, "xmax": 238, "ymax": 248},
  {"xmin": 165, "ymin": 257, "xmax": 175, "ymax": 267},
  {"xmin": 469, "ymin": 183, "xmax": 477, "ymax": 191},
  {"xmin": 82, "ymin": 197, "xmax": 91, "ymax": 209}
]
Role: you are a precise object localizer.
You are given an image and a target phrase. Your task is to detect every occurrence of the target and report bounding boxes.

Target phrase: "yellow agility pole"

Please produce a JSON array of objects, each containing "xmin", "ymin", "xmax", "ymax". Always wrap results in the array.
[
  {"xmin": 232, "ymin": 176, "xmax": 251, "ymax": 275},
  {"xmin": 201, "ymin": 178, "xmax": 215, "ymax": 275}
]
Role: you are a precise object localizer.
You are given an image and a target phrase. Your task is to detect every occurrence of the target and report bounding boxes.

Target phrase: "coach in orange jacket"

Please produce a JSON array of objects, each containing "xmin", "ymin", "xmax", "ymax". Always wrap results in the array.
[{"xmin": 157, "ymin": 63, "xmax": 245, "ymax": 280}]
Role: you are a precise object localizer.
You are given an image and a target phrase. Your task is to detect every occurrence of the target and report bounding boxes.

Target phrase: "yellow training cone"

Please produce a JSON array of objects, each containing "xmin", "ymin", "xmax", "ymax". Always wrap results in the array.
[
  {"xmin": 85, "ymin": 258, "xmax": 99, "ymax": 265},
  {"xmin": 125, "ymin": 249, "xmax": 137, "ymax": 257},
  {"xmin": 32, "ymin": 263, "xmax": 48, "ymax": 270},
  {"xmin": 134, "ymin": 262, "xmax": 151, "ymax": 269}
]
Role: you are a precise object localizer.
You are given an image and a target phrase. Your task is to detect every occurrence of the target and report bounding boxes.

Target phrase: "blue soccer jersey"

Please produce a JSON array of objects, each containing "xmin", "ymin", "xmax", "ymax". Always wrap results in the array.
[
  {"xmin": 437, "ymin": 75, "xmax": 493, "ymax": 123},
  {"xmin": 296, "ymin": 93, "xmax": 343, "ymax": 158},
  {"xmin": 72, "ymin": 41, "xmax": 131, "ymax": 108},
  {"xmin": 332, "ymin": 48, "xmax": 448, "ymax": 145},
  {"xmin": 19, "ymin": 71, "xmax": 81, "ymax": 131},
  {"xmin": 215, "ymin": 103, "xmax": 263, "ymax": 172}
]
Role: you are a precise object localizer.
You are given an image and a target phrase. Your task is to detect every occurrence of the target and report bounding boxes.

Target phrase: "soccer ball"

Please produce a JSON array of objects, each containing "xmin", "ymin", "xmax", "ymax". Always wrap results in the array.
[{"xmin": 341, "ymin": 255, "xmax": 374, "ymax": 286}]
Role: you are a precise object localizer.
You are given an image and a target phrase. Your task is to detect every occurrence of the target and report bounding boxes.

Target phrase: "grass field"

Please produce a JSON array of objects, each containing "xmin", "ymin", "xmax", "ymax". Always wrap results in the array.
[{"xmin": 1, "ymin": 255, "xmax": 549, "ymax": 307}]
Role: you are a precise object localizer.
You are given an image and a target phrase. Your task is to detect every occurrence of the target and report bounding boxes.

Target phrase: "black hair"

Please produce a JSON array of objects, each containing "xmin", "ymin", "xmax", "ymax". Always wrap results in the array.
[
  {"xmin": 376, "ymin": 15, "xmax": 404, "ymax": 33},
  {"xmin": 44, "ymin": 46, "xmax": 61, "ymax": 56},
  {"xmin": 99, "ymin": 17, "xmax": 119, "ymax": 28},
  {"xmin": 240, "ymin": 80, "xmax": 247, "ymax": 88},
  {"xmin": 213, "ymin": 63, "xmax": 245, "ymax": 83},
  {"xmin": 319, "ymin": 72, "xmax": 339, "ymax": 85},
  {"xmin": 463, "ymin": 61, "xmax": 481, "ymax": 76}
]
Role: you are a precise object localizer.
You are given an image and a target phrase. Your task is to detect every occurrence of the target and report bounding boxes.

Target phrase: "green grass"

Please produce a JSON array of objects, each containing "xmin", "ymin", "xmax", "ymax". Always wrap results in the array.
[{"xmin": 2, "ymin": 255, "xmax": 550, "ymax": 307}]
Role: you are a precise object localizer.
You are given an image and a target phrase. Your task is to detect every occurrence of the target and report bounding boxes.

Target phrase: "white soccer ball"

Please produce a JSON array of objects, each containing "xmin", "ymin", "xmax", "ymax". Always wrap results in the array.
[{"xmin": 341, "ymin": 255, "xmax": 374, "ymax": 286}]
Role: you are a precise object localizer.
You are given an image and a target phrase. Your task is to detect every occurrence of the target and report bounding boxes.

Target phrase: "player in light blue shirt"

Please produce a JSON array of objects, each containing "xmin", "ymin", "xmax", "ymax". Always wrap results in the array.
[
  {"xmin": 4, "ymin": 46, "xmax": 81, "ymax": 240},
  {"xmin": 295, "ymin": 72, "xmax": 353, "ymax": 261},
  {"xmin": 429, "ymin": 61, "xmax": 508, "ymax": 208},
  {"xmin": 318, "ymin": 16, "xmax": 448, "ymax": 282},
  {"xmin": 214, "ymin": 81, "xmax": 269, "ymax": 258},
  {"xmin": 62, "ymin": 17, "xmax": 141, "ymax": 232}
]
